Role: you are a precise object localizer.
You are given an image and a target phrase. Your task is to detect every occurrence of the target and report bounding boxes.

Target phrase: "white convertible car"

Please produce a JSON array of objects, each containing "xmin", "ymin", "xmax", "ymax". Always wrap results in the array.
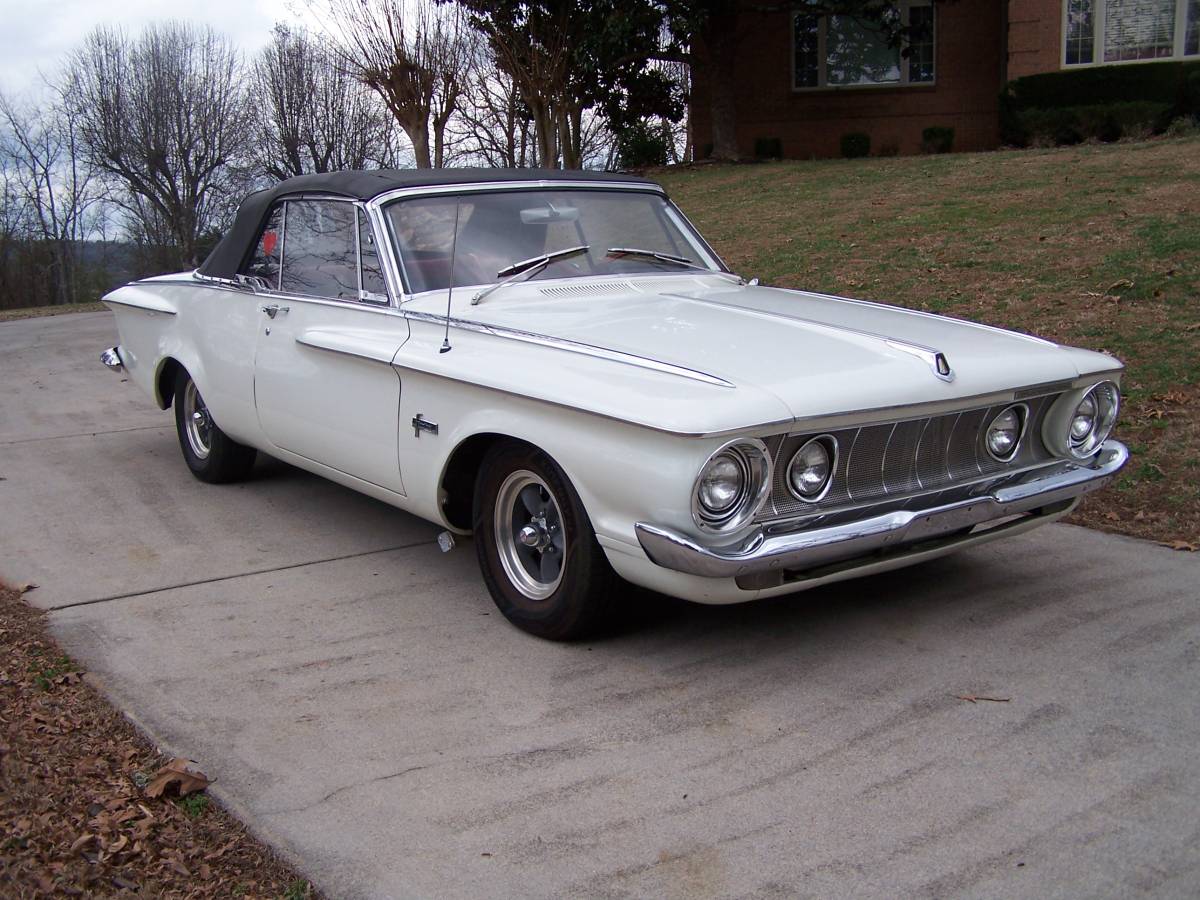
[{"xmin": 101, "ymin": 169, "xmax": 1127, "ymax": 639}]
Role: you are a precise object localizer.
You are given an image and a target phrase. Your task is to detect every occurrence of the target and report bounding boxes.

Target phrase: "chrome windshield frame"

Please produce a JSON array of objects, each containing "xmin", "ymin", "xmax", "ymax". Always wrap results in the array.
[{"xmin": 364, "ymin": 180, "xmax": 729, "ymax": 303}]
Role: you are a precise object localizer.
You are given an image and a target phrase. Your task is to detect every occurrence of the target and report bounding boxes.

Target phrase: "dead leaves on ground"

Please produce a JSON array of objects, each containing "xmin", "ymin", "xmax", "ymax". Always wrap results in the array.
[
  {"xmin": 0, "ymin": 584, "xmax": 313, "ymax": 898},
  {"xmin": 1159, "ymin": 539, "xmax": 1199, "ymax": 552},
  {"xmin": 144, "ymin": 757, "xmax": 211, "ymax": 799}
]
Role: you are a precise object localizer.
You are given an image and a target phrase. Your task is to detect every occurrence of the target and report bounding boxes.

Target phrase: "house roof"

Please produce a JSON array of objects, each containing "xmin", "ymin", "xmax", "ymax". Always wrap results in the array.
[{"xmin": 197, "ymin": 168, "xmax": 661, "ymax": 280}]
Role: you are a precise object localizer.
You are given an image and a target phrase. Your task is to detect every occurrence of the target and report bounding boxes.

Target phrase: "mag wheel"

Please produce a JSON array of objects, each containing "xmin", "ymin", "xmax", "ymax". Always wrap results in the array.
[
  {"xmin": 173, "ymin": 370, "xmax": 256, "ymax": 484},
  {"xmin": 474, "ymin": 442, "xmax": 616, "ymax": 640}
]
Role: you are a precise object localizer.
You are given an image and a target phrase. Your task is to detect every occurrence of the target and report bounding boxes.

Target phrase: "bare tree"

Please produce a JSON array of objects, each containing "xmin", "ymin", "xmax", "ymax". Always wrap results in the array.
[
  {"xmin": 311, "ymin": 0, "xmax": 472, "ymax": 169},
  {"xmin": 251, "ymin": 24, "xmax": 396, "ymax": 179},
  {"xmin": 0, "ymin": 78, "xmax": 104, "ymax": 305},
  {"xmin": 66, "ymin": 22, "xmax": 250, "ymax": 270},
  {"xmin": 451, "ymin": 46, "xmax": 537, "ymax": 167}
]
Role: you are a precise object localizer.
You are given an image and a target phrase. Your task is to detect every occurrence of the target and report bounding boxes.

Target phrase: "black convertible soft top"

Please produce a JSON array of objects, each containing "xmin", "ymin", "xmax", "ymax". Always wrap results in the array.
[{"xmin": 197, "ymin": 168, "xmax": 661, "ymax": 280}]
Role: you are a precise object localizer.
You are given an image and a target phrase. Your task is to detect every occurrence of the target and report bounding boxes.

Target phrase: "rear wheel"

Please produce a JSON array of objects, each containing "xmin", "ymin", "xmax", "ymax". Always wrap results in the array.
[
  {"xmin": 173, "ymin": 370, "xmax": 256, "ymax": 483},
  {"xmin": 473, "ymin": 442, "xmax": 617, "ymax": 640}
]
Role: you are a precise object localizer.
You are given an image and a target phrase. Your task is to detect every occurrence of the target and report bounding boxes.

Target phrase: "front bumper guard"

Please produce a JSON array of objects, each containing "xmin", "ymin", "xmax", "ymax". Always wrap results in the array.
[{"xmin": 635, "ymin": 440, "xmax": 1128, "ymax": 580}]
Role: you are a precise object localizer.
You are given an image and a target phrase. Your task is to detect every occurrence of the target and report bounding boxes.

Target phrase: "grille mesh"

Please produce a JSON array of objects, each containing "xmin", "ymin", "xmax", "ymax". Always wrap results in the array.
[{"xmin": 762, "ymin": 393, "xmax": 1058, "ymax": 521}]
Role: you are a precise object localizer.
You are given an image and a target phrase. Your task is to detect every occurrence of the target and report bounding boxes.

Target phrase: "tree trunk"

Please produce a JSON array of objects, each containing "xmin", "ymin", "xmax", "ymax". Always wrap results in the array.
[
  {"xmin": 408, "ymin": 123, "xmax": 432, "ymax": 169},
  {"xmin": 704, "ymin": 11, "xmax": 740, "ymax": 161}
]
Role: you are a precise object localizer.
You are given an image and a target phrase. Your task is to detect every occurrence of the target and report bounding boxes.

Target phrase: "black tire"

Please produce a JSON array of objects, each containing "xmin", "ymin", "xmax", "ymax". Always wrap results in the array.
[
  {"xmin": 173, "ymin": 369, "xmax": 257, "ymax": 484},
  {"xmin": 473, "ymin": 442, "xmax": 617, "ymax": 641}
]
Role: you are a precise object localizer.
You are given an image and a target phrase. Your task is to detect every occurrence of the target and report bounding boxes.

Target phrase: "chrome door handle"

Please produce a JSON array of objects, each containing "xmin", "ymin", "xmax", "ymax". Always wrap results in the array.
[{"xmin": 261, "ymin": 304, "xmax": 290, "ymax": 319}]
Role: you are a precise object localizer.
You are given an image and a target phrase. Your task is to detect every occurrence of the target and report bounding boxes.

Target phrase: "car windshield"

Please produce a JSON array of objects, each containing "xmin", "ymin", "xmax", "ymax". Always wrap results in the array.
[{"xmin": 383, "ymin": 189, "xmax": 718, "ymax": 294}]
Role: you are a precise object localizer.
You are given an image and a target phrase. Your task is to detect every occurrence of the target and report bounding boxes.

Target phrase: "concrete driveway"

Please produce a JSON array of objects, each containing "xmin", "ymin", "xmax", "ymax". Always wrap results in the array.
[{"xmin": 2, "ymin": 311, "xmax": 1198, "ymax": 899}]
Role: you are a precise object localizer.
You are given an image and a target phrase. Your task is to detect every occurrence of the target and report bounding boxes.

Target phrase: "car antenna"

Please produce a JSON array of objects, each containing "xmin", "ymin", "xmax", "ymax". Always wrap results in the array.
[{"xmin": 440, "ymin": 199, "xmax": 462, "ymax": 354}]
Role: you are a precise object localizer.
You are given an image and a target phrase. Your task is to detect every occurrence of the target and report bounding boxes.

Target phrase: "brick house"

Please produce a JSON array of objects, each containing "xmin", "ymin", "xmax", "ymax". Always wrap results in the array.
[{"xmin": 691, "ymin": 0, "xmax": 1200, "ymax": 158}]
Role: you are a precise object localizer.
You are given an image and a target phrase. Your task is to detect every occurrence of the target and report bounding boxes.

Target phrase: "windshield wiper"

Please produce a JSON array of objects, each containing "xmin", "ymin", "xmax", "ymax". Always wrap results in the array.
[
  {"xmin": 606, "ymin": 247, "xmax": 752, "ymax": 285},
  {"xmin": 471, "ymin": 245, "xmax": 590, "ymax": 305},
  {"xmin": 606, "ymin": 247, "xmax": 709, "ymax": 271}
]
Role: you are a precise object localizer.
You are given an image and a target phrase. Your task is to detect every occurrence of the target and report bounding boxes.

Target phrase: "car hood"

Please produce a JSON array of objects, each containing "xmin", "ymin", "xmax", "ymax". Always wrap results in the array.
[{"xmin": 427, "ymin": 274, "xmax": 1118, "ymax": 426}]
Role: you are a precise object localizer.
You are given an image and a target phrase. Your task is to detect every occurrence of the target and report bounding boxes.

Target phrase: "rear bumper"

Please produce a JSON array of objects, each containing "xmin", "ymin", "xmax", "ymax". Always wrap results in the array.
[
  {"xmin": 100, "ymin": 346, "xmax": 124, "ymax": 372},
  {"xmin": 635, "ymin": 440, "xmax": 1128, "ymax": 581}
]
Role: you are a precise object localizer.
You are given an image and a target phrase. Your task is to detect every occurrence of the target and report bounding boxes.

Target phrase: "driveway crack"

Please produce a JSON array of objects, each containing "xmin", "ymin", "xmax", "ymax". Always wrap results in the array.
[{"xmin": 265, "ymin": 765, "xmax": 430, "ymax": 816}]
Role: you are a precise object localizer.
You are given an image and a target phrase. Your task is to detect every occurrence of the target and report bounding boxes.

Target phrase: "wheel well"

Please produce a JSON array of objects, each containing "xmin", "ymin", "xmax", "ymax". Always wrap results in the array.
[
  {"xmin": 440, "ymin": 433, "xmax": 532, "ymax": 530},
  {"xmin": 156, "ymin": 358, "xmax": 182, "ymax": 410}
]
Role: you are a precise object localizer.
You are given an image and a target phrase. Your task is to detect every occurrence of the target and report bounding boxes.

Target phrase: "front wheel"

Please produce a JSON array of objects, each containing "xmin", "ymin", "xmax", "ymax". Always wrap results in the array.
[
  {"xmin": 473, "ymin": 443, "xmax": 617, "ymax": 640},
  {"xmin": 173, "ymin": 370, "xmax": 257, "ymax": 483}
]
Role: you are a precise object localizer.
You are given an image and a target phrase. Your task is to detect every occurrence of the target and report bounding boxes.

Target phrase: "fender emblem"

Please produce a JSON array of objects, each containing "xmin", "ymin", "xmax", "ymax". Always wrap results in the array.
[{"xmin": 412, "ymin": 414, "xmax": 439, "ymax": 438}]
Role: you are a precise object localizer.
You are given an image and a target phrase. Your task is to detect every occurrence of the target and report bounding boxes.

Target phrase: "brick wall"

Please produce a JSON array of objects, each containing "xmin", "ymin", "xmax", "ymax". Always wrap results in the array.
[
  {"xmin": 692, "ymin": 0, "xmax": 1063, "ymax": 159},
  {"xmin": 1008, "ymin": 0, "xmax": 1063, "ymax": 79}
]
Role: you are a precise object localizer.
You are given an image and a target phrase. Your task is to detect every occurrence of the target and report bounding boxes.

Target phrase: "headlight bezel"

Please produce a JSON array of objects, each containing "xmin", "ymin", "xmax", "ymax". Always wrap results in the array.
[
  {"xmin": 983, "ymin": 403, "xmax": 1028, "ymax": 463},
  {"xmin": 1043, "ymin": 380, "xmax": 1121, "ymax": 460},
  {"xmin": 691, "ymin": 438, "xmax": 773, "ymax": 533},
  {"xmin": 786, "ymin": 434, "xmax": 838, "ymax": 502}
]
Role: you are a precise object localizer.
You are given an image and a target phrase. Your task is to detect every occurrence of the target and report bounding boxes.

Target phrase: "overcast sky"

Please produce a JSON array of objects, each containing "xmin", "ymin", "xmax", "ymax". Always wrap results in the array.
[{"xmin": 0, "ymin": 0, "xmax": 323, "ymax": 96}]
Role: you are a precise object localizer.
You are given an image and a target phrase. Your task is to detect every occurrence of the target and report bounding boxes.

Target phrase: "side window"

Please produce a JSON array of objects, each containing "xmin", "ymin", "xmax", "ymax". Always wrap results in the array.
[
  {"xmin": 280, "ymin": 200, "xmax": 358, "ymax": 300},
  {"xmin": 358, "ymin": 209, "xmax": 388, "ymax": 302},
  {"xmin": 244, "ymin": 204, "xmax": 284, "ymax": 288}
]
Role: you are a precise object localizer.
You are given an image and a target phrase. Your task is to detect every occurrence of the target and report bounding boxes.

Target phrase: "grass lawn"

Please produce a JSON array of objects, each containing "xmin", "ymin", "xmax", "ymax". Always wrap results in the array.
[
  {"xmin": 659, "ymin": 136, "xmax": 1200, "ymax": 547},
  {"xmin": 0, "ymin": 301, "xmax": 106, "ymax": 322}
]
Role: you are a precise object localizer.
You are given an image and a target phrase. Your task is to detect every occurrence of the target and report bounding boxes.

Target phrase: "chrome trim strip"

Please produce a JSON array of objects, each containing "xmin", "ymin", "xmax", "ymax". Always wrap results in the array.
[
  {"xmin": 660, "ymin": 290, "xmax": 956, "ymax": 383},
  {"xmin": 103, "ymin": 298, "xmax": 176, "ymax": 316},
  {"xmin": 795, "ymin": 288, "xmax": 1061, "ymax": 348},
  {"xmin": 403, "ymin": 310, "xmax": 735, "ymax": 388},
  {"xmin": 635, "ymin": 440, "xmax": 1128, "ymax": 578},
  {"xmin": 295, "ymin": 336, "xmax": 396, "ymax": 366}
]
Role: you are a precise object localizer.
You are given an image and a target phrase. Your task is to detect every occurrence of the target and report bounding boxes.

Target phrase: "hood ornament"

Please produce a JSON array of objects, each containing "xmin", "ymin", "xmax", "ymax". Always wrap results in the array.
[{"xmin": 886, "ymin": 340, "xmax": 955, "ymax": 383}]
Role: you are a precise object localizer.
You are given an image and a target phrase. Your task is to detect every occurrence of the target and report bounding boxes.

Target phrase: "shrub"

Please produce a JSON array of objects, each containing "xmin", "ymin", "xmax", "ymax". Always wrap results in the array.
[
  {"xmin": 840, "ymin": 132, "xmax": 870, "ymax": 159},
  {"xmin": 1000, "ymin": 60, "xmax": 1200, "ymax": 146},
  {"xmin": 920, "ymin": 126, "xmax": 954, "ymax": 154},
  {"xmin": 1011, "ymin": 101, "xmax": 1169, "ymax": 147},
  {"xmin": 753, "ymin": 137, "xmax": 783, "ymax": 159},
  {"xmin": 1165, "ymin": 115, "xmax": 1200, "ymax": 137},
  {"xmin": 615, "ymin": 122, "xmax": 670, "ymax": 169}
]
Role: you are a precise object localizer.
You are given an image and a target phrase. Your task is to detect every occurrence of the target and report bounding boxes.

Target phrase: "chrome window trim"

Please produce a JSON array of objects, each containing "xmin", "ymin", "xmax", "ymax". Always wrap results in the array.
[{"xmin": 365, "ymin": 181, "xmax": 726, "ymax": 299}]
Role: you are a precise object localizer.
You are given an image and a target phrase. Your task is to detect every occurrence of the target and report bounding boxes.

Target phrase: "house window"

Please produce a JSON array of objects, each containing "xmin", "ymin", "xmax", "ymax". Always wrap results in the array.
[
  {"xmin": 793, "ymin": 0, "xmax": 935, "ymax": 90},
  {"xmin": 1064, "ymin": 0, "xmax": 1200, "ymax": 65}
]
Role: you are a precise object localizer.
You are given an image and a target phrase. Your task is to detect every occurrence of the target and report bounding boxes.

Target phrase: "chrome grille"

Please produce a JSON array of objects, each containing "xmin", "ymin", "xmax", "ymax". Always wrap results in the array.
[{"xmin": 761, "ymin": 393, "xmax": 1059, "ymax": 522}]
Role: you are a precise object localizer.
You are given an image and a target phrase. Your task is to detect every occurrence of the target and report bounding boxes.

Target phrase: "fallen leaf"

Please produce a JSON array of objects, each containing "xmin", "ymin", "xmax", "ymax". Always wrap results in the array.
[
  {"xmin": 955, "ymin": 695, "xmax": 1011, "ymax": 704},
  {"xmin": 144, "ymin": 758, "xmax": 209, "ymax": 799},
  {"xmin": 1160, "ymin": 540, "xmax": 1199, "ymax": 552},
  {"xmin": 70, "ymin": 833, "xmax": 95, "ymax": 854}
]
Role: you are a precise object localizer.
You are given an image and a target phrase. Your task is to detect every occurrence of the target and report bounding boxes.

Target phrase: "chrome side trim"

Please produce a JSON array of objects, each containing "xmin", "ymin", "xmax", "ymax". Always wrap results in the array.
[
  {"xmin": 100, "ymin": 346, "xmax": 124, "ymax": 372},
  {"xmin": 635, "ymin": 440, "xmax": 1128, "ymax": 579},
  {"xmin": 403, "ymin": 311, "xmax": 735, "ymax": 388},
  {"xmin": 295, "ymin": 336, "xmax": 396, "ymax": 366},
  {"xmin": 103, "ymin": 298, "xmax": 177, "ymax": 316}
]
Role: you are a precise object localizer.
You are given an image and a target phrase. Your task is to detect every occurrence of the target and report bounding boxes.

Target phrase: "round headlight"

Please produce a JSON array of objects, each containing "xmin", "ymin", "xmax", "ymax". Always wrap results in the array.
[
  {"xmin": 1068, "ymin": 382, "xmax": 1119, "ymax": 458},
  {"xmin": 787, "ymin": 435, "xmax": 836, "ymax": 501},
  {"xmin": 985, "ymin": 405, "xmax": 1025, "ymax": 461},
  {"xmin": 692, "ymin": 439, "xmax": 772, "ymax": 531},
  {"xmin": 698, "ymin": 452, "xmax": 745, "ymax": 514}
]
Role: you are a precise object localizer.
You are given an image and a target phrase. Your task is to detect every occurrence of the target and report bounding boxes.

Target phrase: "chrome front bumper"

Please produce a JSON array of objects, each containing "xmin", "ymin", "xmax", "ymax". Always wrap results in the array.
[{"xmin": 635, "ymin": 440, "xmax": 1128, "ymax": 581}]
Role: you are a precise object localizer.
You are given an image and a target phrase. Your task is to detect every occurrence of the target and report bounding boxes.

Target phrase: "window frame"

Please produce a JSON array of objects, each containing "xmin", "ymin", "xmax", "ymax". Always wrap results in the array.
[
  {"xmin": 791, "ymin": 0, "xmax": 936, "ymax": 92},
  {"xmin": 1061, "ymin": 0, "xmax": 1198, "ymax": 68},
  {"xmin": 243, "ymin": 194, "xmax": 393, "ymax": 307}
]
